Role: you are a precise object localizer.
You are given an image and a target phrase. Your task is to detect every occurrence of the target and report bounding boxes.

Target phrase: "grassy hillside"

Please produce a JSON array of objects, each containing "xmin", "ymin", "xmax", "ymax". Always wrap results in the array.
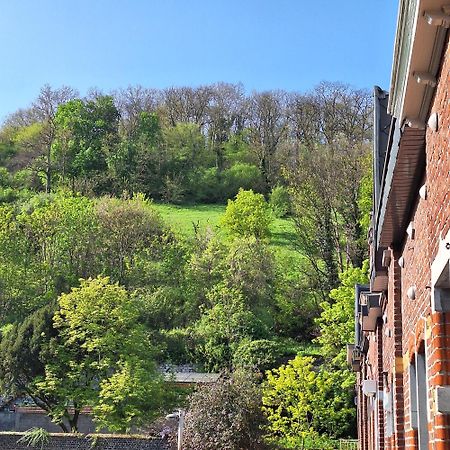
[{"xmin": 152, "ymin": 202, "xmax": 302, "ymax": 263}]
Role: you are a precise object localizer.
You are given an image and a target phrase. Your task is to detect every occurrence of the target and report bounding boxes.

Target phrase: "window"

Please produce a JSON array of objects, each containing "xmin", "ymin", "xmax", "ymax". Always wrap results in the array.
[{"xmin": 410, "ymin": 349, "xmax": 429, "ymax": 449}]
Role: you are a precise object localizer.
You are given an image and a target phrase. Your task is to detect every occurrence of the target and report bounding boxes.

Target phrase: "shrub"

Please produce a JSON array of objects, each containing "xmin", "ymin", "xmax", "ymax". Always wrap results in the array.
[
  {"xmin": 233, "ymin": 338, "xmax": 285, "ymax": 372},
  {"xmin": 221, "ymin": 163, "xmax": 263, "ymax": 200},
  {"xmin": 220, "ymin": 189, "xmax": 272, "ymax": 239},
  {"xmin": 269, "ymin": 185, "xmax": 291, "ymax": 218},
  {"xmin": 159, "ymin": 328, "xmax": 191, "ymax": 364},
  {"xmin": 190, "ymin": 167, "xmax": 221, "ymax": 203},
  {"xmin": 192, "ymin": 284, "xmax": 268, "ymax": 371},
  {"xmin": 183, "ymin": 371, "xmax": 268, "ymax": 450},
  {"xmin": 262, "ymin": 355, "xmax": 356, "ymax": 444}
]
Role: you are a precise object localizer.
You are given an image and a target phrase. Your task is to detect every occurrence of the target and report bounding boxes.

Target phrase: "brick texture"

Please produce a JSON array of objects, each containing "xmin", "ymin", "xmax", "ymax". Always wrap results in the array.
[
  {"xmin": 358, "ymin": 34, "xmax": 450, "ymax": 450},
  {"xmin": 0, "ymin": 433, "xmax": 168, "ymax": 450}
]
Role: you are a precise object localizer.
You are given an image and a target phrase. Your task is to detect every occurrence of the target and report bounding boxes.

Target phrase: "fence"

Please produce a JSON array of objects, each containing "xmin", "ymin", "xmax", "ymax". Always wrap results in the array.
[{"xmin": 339, "ymin": 439, "xmax": 358, "ymax": 449}]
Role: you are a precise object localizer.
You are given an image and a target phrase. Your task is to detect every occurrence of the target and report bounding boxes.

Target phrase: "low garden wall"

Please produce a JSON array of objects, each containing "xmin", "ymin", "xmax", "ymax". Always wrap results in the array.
[{"xmin": 0, "ymin": 432, "xmax": 169, "ymax": 450}]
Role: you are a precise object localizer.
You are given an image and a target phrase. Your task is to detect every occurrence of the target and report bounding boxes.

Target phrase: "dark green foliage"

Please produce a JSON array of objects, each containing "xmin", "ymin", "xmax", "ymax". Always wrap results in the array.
[
  {"xmin": 53, "ymin": 96, "xmax": 120, "ymax": 193},
  {"xmin": 158, "ymin": 328, "xmax": 192, "ymax": 364},
  {"xmin": 233, "ymin": 338, "xmax": 286, "ymax": 372},
  {"xmin": 269, "ymin": 185, "xmax": 291, "ymax": 218},
  {"xmin": 192, "ymin": 284, "xmax": 269, "ymax": 371}
]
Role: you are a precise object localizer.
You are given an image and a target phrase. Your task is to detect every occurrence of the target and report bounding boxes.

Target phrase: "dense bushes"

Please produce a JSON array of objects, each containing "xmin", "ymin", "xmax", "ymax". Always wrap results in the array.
[
  {"xmin": 183, "ymin": 372, "xmax": 268, "ymax": 450},
  {"xmin": 220, "ymin": 189, "xmax": 273, "ymax": 239}
]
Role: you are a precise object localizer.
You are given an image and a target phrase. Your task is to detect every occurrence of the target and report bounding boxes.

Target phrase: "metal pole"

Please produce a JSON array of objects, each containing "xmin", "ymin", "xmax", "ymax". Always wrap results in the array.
[{"xmin": 177, "ymin": 409, "xmax": 185, "ymax": 450}]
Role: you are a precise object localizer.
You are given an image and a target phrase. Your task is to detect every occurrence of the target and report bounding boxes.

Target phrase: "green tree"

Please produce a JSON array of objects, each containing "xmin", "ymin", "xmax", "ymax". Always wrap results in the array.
[
  {"xmin": 220, "ymin": 189, "xmax": 272, "ymax": 239},
  {"xmin": 315, "ymin": 260, "xmax": 369, "ymax": 365},
  {"xmin": 18, "ymin": 192, "xmax": 99, "ymax": 294},
  {"xmin": 0, "ymin": 305, "xmax": 58, "ymax": 420},
  {"xmin": 36, "ymin": 277, "xmax": 164, "ymax": 432},
  {"xmin": 225, "ymin": 236, "xmax": 275, "ymax": 314},
  {"xmin": 221, "ymin": 163, "xmax": 263, "ymax": 200},
  {"xmin": 160, "ymin": 122, "xmax": 208, "ymax": 202},
  {"xmin": 262, "ymin": 355, "xmax": 355, "ymax": 446},
  {"xmin": 193, "ymin": 284, "xmax": 267, "ymax": 371},
  {"xmin": 269, "ymin": 185, "xmax": 291, "ymax": 218},
  {"xmin": 53, "ymin": 96, "xmax": 119, "ymax": 192},
  {"xmin": 0, "ymin": 203, "xmax": 51, "ymax": 323},
  {"xmin": 95, "ymin": 194, "xmax": 166, "ymax": 284}
]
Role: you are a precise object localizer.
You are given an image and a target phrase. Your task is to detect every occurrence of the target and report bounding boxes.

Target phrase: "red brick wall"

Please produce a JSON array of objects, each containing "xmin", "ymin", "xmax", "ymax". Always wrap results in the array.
[
  {"xmin": 360, "ymin": 35, "xmax": 449, "ymax": 450},
  {"xmin": 399, "ymin": 35, "xmax": 450, "ymax": 450}
]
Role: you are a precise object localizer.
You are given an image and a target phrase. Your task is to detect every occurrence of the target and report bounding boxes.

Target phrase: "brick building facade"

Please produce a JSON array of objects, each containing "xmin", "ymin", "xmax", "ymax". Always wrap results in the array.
[{"xmin": 350, "ymin": 0, "xmax": 450, "ymax": 449}]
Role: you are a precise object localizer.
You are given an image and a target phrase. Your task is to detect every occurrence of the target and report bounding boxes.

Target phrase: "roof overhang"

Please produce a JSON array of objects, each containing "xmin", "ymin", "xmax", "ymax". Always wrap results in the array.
[
  {"xmin": 376, "ymin": 0, "xmax": 448, "ymax": 249},
  {"xmin": 389, "ymin": 0, "xmax": 450, "ymax": 124},
  {"xmin": 376, "ymin": 125, "xmax": 426, "ymax": 247}
]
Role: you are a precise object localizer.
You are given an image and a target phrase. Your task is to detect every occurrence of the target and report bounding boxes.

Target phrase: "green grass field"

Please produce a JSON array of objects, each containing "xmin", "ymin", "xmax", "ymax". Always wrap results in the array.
[{"xmin": 152, "ymin": 202, "xmax": 302, "ymax": 262}]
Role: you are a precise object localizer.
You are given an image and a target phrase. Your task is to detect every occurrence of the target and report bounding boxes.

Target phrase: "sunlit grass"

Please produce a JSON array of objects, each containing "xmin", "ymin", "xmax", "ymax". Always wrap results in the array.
[{"xmin": 152, "ymin": 202, "xmax": 303, "ymax": 264}]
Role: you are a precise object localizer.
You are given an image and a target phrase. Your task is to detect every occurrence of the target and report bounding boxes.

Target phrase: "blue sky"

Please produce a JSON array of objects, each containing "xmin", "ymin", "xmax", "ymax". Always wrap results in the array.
[{"xmin": 0, "ymin": 0, "xmax": 399, "ymax": 121}]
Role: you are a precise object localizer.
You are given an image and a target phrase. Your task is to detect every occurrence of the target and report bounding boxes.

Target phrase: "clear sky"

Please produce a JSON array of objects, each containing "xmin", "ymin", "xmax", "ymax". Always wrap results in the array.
[{"xmin": 0, "ymin": 0, "xmax": 399, "ymax": 122}]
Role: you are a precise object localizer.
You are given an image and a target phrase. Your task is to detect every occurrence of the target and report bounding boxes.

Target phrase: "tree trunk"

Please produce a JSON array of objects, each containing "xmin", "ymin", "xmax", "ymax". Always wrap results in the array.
[{"xmin": 46, "ymin": 144, "xmax": 52, "ymax": 193}]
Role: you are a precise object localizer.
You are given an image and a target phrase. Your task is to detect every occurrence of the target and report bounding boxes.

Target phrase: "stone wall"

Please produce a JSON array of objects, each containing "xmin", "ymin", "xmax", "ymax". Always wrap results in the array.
[
  {"xmin": 0, "ymin": 432, "xmax": 168, "ymax": 450},
  {"xmin": 0, "ymin": 410, "xmax": 96, "ymax": 433}
]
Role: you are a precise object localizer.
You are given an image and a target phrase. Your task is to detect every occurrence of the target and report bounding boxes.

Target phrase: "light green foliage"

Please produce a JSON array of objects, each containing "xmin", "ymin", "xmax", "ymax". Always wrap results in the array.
[
  {"xmin": 0, "ymin": 203, "xmax": 51, "ymax": 322},
  {"xmin": 266, "ymin": 260, "xmax": 371, "ymax": 444},
  {"xmin": 220, "ymin": 189, "xmax": 273, "ymax": 239},
  {"xmin": 95, "ymin": 357, "xmax": 165, "ymax": 432},
  {"xmin": 0, "ymin": 192, "xmax": 171, "ymax": 326},
  {"xmin": 262, "ymin": 355, "xmax": 355, "ymax": 445},
  {"xmin": 315, "ymin": 260, "xmax": 369, "ymax": 364},
  {"xmin": 17, "ymin": 427, "xmax": 50, "ymax": 450},
  {"xmin": 160, "ymin": 123, "xmax": 209, "ymax": 202},
  {"xmin": 38, "ymin": 277, "xmax": 164, "ymax": 432},
  {"xmin": 263, "ymin": 356, "xmax": 316, "ymax": 441},
  {"xmin": 13, "ymin": 122, "xmax": 44, "ymax": 149},
  {"xmin": 221, "ymin": 163, "xmax": 263, "ymax": 199},
  {"xmin": 163, "ymin": 123, "xmax": 208, "ymax": 170},
  {"xmin": 19, "ymin": 192, "xmax": 98, "ymax": 292}
]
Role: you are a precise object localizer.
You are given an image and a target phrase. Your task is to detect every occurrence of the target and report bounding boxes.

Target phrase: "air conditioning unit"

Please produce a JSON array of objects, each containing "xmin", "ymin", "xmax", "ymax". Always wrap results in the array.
[{"xmin": 362, "ymin": 379, "xmax": 377, "ymax": 397}]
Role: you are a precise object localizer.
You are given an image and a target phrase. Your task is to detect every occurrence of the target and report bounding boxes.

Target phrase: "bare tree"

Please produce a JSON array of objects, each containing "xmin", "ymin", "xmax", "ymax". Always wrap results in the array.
[
  {"xmin": 32, "ymin": 84, "xmax": 78, "ymax": 192},
  {"xmin": 284, "ymin": 83, "xmax": 372, "ymax": 296},
  {"xmin": 162, "ymin": 86, "xmax": 213, "ymax": 129},
  {"xmin": 112, "ymin": 85, "xmax": 161, "ymax": 137},
  {"xmin": 206, "ymin": 82, "xmax": 245, "ymax": 170},
  {"xmin": 247, "ymin": 91, "xmax": 288, "ymax": 193}
]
